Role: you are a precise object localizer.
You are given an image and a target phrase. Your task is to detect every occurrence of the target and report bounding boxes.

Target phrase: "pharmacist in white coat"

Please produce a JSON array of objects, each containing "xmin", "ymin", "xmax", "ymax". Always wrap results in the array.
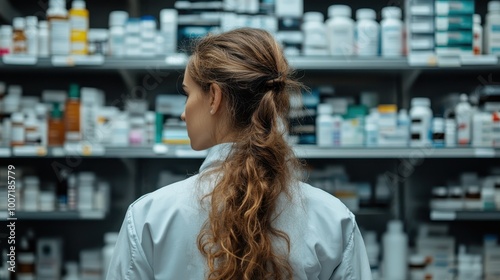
[{"xmin": 107, "ymin": 28, "xmax": 371, "ymax": 280}]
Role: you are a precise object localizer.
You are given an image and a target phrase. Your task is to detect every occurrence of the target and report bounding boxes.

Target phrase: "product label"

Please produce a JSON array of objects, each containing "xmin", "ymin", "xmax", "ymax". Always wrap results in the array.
[
  {"xmin": 457, "ymin": 115, "xmax": 471, "ymax": 145},
  {"xmin": 50, "ymin": 20, "xmax": 71, "ymax": 55},
  {"xmin": 13, "ymin": 40, "xmax": 27, "ymax": 54},
  {"xmin": 110, "ymin": 36, "xmax": 125, "ymax": 56},
  {"xmin": 489, "ymin": 25, "xmax": 500, "ymax": 54},
  {"xmin": 11, "ymin": 126, "xmax": 25, "ymax": 144},
  {"xmin": 357, "ymin": 25, "xmax": 378, "ymax": 55},
  {"xmin": 329, "ymin": 28, "xmax": 354, "ymax": 55},
  {"xmin": 70, "ymin": 16, "xmax": 88, "ymax": 31},
  {"xmin": 71, "ymin": 42, "xmax": 86, "ymax": 53},
  {"xmin": 382, "ymin": 28, "xmax": 403, "ymax": 56}
]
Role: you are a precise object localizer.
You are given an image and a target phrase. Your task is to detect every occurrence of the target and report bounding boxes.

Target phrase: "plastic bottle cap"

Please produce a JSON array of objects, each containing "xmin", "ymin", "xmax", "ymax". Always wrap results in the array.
[
  {"xmin": 49, "ymin": 0, "xmax": 66, "ymax": 8},
  {"xmin": 141, "ymin": 16, "xmax": 157, "ymax": 29},
  {"xmin": 328, "ymin": 5, "xmax": 352, "ymax": 19},
  {"xmin": 317, "ymin": 103, "xmax": 333, "ymax": 115},
  {"xmin": 0, "ymin": 25, "xmax": 13, "ymax": 36},
  {"xmin": 109, "ymin": 11, "xmax": 129, "ymax": 27},
  {"xmin": 11, "ymin": 112, "xmax": 24, "ymax": 123},
  {"xmin": 39, "ymin": 21, "xmax": 48, "ymax": 29},
  {"xmin": 303, "ymin": 12, "xmax": 324, "ymax": 23},
  {"xmin": 356, "ymin": 9, "xmax": 376, "ymax": 20},
  {"xmin": 65, "ymin": 262, "xmax": 79, "ymax": 276},
  {"xmin": 409, "ymin": 254, "xmax": 426, "ymax": 265},
  {"xmin": 72, "ymin": 0, "xmax": 86, "ymax": 9},
  {"xmin": 489, "ymin": 1, "xmax": 500, "ymax": 12},
  {"xmin": 411, "ymin": 97, "xmax": 431, "ymax": 108},
  {"xmin": 25, "ymin": 16, "xmax": 38, "ymax": 27},
  {"xmin": 432, "ymin": 186, "xmax": 448, "ymax": 197},
  {"xmin": 160, "ymin": 9, "xmax": 177, "ymax": 24},
  {"xmin": 398, "ymin": 108, "xmax": 408, "ymax": 116},
  {"xmin": 13, "ymin": 17, "xmax": 26, "ymax": 30},
  {"xmin": 460, "ymin": 93, "xmax": 468, "ymax": 102},
  {"xmin": 467, "ymin": 185, "xmax": 480, "ymax": 194},
  {"xmin": 104, "ymin": 232, "xmax": 119, "ymax": 244},
  {"xmin": 69, "ymin": 84, "xmax": 80, "ymax": 99},
  {"xmin": 387, "ymin": 220, "xmax": 403, "ymax": 233},
  {"xmin": 51, "ymin": 103, "xmax": 63, "ymax": 119},
  {"xmin": 382, "ymin": 7, "xmax": 402, "ymax": 19},
  {"xmin": 474, "ymin": 14, "xmax": 481, "ymax": 25},
  {"xmin": 450, "ymin": 186, "xmax": 463, "ymax": 196}
]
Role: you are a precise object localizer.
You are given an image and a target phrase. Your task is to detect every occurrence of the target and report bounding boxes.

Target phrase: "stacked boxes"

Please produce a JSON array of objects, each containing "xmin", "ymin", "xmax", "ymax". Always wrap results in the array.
[
  {"xmin": 407, "ymin": 0, "xmax": 436, "ymax": 56},
  {"xmin": 435, "ymin": 0, "xmax": 475, "ymax": 55}
]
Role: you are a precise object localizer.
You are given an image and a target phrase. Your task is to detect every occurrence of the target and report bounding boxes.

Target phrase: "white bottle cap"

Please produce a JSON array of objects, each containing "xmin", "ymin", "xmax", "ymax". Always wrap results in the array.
[
  {"xmin": 317, "ymin": 103, "xmax": 333, "ymax": 115},
  {"xmin": 72, "ymin": 0, "xmax": 86, "ymax": 9},
  {"xmin": 39, "ymin": 20, "xmax": 48, "ymax": 29},
  {"xmin": 328, "ymin": 5, "xmax": 352, "ymax": 19},
  {"xmin": 25, "ymin": 16, "xmax": 38, "ymax": 27},
  {"xmin": 109, "ymin": 11, "xmax": 129, "ymax": 27},
  {"xmin": 13, "ymin": 17, "xmax": 26, "ymax": 30},
  {"xmin": 0, "ymin": 25, "xmax": 13, "ymax": 36},
  {"xmin": 489, "ymin": 1, "xmax": 500, "ymax": 12},
  {"xmin": 303, "ymin": 12, "xmax": 324, "ymax": 23},
  {"xmin": 382, "ymin": 7, "xmax": 402, "ymax": 19},
  {"xmin": 65, "ymin": 262, "xmax": 79, "ymax": 277},
  {"xmin": 460, "ymin": 93, "xmax": 468, "ymax": 102},
  {"xmin": 474, "ymin": 14, "xmax": 481, "ymax": 24},
  {"xmin": 7, "ymin": 85, "xmax": 22, "ymax": 96},
  {"xmin": 409, "ymin": 254, "xmax": 426, "ymax": 266},
  {"xmin": 160, "ymin": 9, "xmax": 178, "ymax": 23},
  {"xmin": 387, "ymin": 219, "xmax": 403, "ymax": 233},
  {"xmin": 11, "ymin": 112, "xmax": 24, "ymax": 123},
  {"xmin": 411, "ymin": 97, "xmax": 431, "ymax": 108},
  {"xmin": 356, "ymin": 8, "xmax": 376, "ymax": 20},
  {"xmin": 49, "ymin": 0, "xmax": 66, "ymax": 8}
]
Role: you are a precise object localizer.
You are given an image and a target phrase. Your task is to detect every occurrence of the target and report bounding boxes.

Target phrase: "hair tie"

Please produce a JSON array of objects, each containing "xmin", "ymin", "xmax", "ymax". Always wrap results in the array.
[{"xmin": 265, "ymin": 72, "xmax": 285, "ymax": 93}]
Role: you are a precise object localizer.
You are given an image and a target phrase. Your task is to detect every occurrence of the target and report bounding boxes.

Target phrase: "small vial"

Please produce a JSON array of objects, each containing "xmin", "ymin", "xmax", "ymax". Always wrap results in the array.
[
  {"xmin": 12, "ymin": 17, "xmax": 27, "ymax": 54},
  {"xmin": 25, "ymin": 16, "xmax": 38, "ymax": 56},
  {"xmin": 465, "ymin": 185, "xmax": 481, "ymax": 210},
  {"xmin": 0, "ymin": 25, "xmax": 13, "ymax": 55},
  {"xmin": 473, "ymin": 14, "xmax": 483, "ymax": 55},
  {"xmin": 38, "ymin": 21, "xmax": 50, "ymax": 57},
  {"xmin": 445, "ymin": 117, "xmax": 456, "ymax": 147},
  {"xmin": 11, "ymin": 112, "xmax": 25, "ymax": 146},
  {"xmin": 432, "ymin": 118, "xmax": 445, "ymax": 147}
]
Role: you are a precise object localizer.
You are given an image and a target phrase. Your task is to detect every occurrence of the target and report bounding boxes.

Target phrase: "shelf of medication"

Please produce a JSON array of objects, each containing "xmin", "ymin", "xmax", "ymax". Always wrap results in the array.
[
  {"xmin": 2, "ymin": 55, "xmax": 500, "ymax": 71},
  {"xmin": 0, "ymin": 210, "xmax": 106, "ymax": 220},
  {"xmin": 430, "ymin": 210, "xmax": 500, "ymax": 221},
  {"xmin": 2, "ymin": 146, "xmax": 500, "ymax": 159}
]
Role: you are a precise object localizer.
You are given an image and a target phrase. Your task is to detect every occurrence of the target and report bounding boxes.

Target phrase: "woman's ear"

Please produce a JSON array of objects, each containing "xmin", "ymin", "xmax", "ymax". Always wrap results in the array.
[{"xmin": 209, "ymin": 83, "xmax": 223, "ymax": 115}]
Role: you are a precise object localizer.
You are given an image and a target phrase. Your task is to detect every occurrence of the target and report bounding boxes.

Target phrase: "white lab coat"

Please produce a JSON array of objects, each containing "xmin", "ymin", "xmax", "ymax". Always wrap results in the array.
[{"xmin": 107, "ymin": 143, "xmax": 372, "ymax": 280}]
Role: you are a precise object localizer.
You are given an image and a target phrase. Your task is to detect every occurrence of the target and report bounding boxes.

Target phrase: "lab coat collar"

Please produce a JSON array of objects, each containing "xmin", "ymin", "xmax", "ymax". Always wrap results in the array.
[{"xmin": 199, "ymin": 142, "xmax": 235, "ymax": 173}]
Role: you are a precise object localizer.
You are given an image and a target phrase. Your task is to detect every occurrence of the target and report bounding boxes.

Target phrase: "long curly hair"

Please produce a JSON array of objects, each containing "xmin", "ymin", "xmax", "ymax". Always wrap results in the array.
[{"xmin": 188, "ymin": 28, "xmax": 304, "ymax": 280}]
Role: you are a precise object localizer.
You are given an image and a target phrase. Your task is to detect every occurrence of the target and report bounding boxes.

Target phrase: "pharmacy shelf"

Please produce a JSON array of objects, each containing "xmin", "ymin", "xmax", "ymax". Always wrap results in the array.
[
  {"xmin": 0, "ymin": 210, "xmax": 106, "ymax": 220},
  {"xmin": 430, "ymin": 210, "xmax": 500, "ymax": 221},
  {"xmin": 2, "ymin": 55, "xmax": 500, "ymax": 71},
  {"xmin": 3, "ymin": 146, "xmax": 500, "ymax": 159},
  {"xmin": 293, "ymin": 146, "xmax": 500, "ymax": 159}
]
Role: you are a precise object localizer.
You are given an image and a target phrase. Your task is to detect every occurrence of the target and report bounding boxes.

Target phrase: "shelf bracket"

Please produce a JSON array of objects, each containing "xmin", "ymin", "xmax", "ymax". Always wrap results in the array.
[
  {"xmin": 128, "ymin": 0, "xmax": 140, "ymax": 18},
  {"xmin": 118, "ymin": 69, "xmax": 137, "ymax": 94},
  {"xmin": 401, "ymin": 69, "xmax": 421, "ymax": 109},
  {"xmin": 0, "ymin": 1, "xmax": 22, "ymax": 23}
]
